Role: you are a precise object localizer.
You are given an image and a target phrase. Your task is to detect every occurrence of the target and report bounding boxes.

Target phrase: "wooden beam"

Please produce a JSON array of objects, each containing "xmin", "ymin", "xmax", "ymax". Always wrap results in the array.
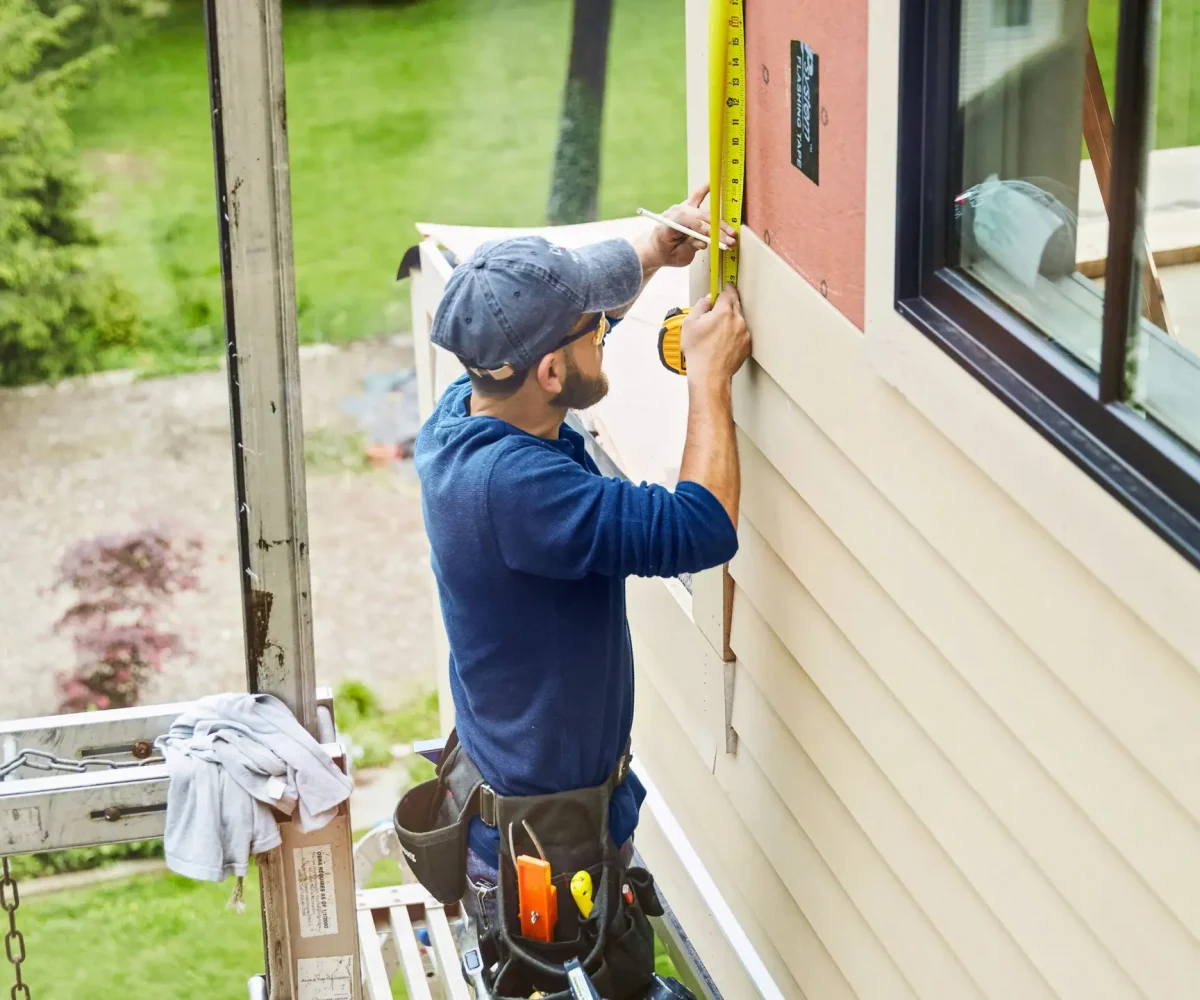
[
  {"xmin": 1078, "ymin": 243, "xmax": 1200, "ymax": 279},
  {"xmin": 1082, "ymin": 33, "xmax": 1175, "ymax": 337},
  {"xmin": 1082, "ymin": 39, "xmax": 1115, "ymax": 209}
]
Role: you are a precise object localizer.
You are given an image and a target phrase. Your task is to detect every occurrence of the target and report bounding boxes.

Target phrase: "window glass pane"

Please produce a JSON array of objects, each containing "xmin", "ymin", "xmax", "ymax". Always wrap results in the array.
[
  {"xmin": 956, "ymin": 0, "xmax": 1107, "ymax": 372},
  {"xmin": 1123, "ymin": 0, "xmax": 1200, "ymax": 453}
]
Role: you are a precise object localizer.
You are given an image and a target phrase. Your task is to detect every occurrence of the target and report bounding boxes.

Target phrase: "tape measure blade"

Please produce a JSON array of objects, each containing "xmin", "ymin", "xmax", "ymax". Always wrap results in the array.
[
  {"xmin": 709, "ymin": 0, "xmax": 746, "ymax": 297},
  {"xmin": 722, "ymin": 1, "xmax": 746, "ymax": 292},
  {"xmin": 708, "ymin": 3, "xmax": 729, "ymax": 300}
]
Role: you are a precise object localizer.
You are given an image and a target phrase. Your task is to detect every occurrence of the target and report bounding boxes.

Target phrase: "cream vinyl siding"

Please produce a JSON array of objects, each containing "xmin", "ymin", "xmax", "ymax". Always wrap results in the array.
[
  {"xmin": 626, "ymin": 223, "xmax": 1200, "ymax": 1000},
  {"xmin": 622, "ymin": 2, "xmax": 1200, "ymax": 997}
]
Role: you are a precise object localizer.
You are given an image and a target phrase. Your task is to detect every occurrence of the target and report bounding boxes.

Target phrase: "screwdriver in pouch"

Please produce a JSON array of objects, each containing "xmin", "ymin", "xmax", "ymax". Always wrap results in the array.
[{"xmin": 564, "ymin": 958, "xmax": 603, "ymax": 1000}]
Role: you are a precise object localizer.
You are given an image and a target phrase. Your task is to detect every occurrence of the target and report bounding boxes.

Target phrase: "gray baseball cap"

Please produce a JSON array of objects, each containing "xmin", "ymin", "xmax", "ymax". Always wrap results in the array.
[{"xmin": 430, "ymin": 236, "xmax": 643, "ymax": 376}]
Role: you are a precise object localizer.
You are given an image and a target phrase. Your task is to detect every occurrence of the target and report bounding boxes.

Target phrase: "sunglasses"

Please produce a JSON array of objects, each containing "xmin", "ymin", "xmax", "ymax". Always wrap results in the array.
[
  {"xmin": 470, "ymin": 312, "xmax": 612, "ymax": 382},
  {"xmin": 554, "ymin": 312, "xmax": 611, "ymax": 352}
]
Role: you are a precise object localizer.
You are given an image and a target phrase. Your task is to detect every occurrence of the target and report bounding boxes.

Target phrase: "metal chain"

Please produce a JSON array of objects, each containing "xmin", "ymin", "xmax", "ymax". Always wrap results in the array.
[
  {"xmin": 1, "ymin": 857, "xmax": 29, "ymax": 1000},
  {"xmin": 0, "ymin": 749, "xmax": 159, "ymax": 783},
  {"xmin": 0, "ymin": 748, "xmax": 162, "ymax": 998}
]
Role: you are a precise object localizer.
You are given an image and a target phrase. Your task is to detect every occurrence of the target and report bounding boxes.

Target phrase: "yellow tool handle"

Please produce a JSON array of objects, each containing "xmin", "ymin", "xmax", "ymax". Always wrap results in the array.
[
  {"xmin": 570, "ymin": 869, "xmax": 594, "ymax": 919},
  {"xmin": 658, "ymin": 307, "xmax": 689, "ymax": 376}
]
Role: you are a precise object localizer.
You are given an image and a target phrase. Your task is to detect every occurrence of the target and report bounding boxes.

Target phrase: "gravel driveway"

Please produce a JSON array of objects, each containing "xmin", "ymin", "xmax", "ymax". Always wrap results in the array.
[{"xmin": 0, "ymin": 340, "xmax": 435, "ymax": 722}]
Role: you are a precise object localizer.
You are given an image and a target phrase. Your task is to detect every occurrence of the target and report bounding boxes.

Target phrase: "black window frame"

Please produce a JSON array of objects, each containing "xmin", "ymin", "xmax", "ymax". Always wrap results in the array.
[{"xmin": 895, "ymin": 0, "xmax": 1200, "ymax": 571}]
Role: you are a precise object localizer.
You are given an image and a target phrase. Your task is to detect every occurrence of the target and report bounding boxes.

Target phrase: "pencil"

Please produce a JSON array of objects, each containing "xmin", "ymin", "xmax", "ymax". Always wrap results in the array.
[{"xmin": 636, "ymin": 207, "xmax": 730, "ymax": 248}]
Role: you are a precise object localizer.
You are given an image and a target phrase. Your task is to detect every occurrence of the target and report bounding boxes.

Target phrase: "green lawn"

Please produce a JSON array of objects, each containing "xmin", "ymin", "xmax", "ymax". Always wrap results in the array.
[
  {"xmin": 66, "ymin": 0, "xmax": 1193, "ymax": 377},
  {"xmin": 16, "ymin": 865, "xmax": 415, "ymax": 999},
  {"xmin": 1088, "ymin": 0, "xmax": 1198, "ymax": 149},
  {"xmin": 71, "ymin": 0, "xmax": 687, "ymax": 374},
  {"xmin": 15, "ymin": 864, "xmax": 676, "ymax": 998},
  {"xmin": 18, "ymin": 873, "xmax": 267, "ymax": 1000}
]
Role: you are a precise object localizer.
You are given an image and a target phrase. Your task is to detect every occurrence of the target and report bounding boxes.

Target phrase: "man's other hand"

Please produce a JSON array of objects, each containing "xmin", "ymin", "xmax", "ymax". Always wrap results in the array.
[
  {"xmin": 680, "ymin": 284, "xmax": 750, "ymax": 382},
  {"xmin": 648, "ymin": 183, "xmax": 738, "ymax": 269}
]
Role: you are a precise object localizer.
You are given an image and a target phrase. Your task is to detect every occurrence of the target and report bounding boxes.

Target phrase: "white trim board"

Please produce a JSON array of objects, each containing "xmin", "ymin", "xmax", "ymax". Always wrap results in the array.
[{"xmin": 634, "ymin": 761, "xmax": 787, "ymax": 1000}]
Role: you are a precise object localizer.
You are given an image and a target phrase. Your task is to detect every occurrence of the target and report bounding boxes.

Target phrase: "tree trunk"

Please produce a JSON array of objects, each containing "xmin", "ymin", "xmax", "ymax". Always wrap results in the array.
[{"xmin": 546, "ymin": 0, "xmax": 615, "ymax": 225}]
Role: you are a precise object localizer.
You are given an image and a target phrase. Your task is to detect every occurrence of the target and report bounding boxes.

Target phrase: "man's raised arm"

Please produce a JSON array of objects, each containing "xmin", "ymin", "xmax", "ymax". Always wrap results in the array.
[{"xmin": 676, "ymin": 285, "xmax": 751, "ymax": 528}]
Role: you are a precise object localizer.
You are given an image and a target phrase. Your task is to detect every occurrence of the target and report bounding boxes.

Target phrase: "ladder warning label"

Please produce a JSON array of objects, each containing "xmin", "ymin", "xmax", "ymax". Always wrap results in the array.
[
  {"xmin": 791, "ymin": 40, "xmax": 820, "ymax": 185},
  {"xmin": 297, "ymin": 955, "xmax": 353, "ymax": 1000},
  {"xmin": 294, "ymin": 844, "xmax": 339, "ymax": 938}
]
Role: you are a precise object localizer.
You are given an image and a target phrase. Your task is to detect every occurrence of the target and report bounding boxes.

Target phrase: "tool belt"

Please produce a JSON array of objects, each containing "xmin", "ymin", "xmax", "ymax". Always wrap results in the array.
[{"xmin": 394, "ymin": 730, "xmax": 662, "ymax": 999}]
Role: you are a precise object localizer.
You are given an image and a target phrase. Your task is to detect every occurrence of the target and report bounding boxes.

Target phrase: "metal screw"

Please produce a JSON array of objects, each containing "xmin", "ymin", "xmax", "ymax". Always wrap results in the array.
[
  {"xmin": 764, "ymin": 230, "xmax": 772, "ymax": 246},
  {"xmin": 821, "ymin": 106, "xmax": 829, "ymax": 126},
  {"xmin": 762, "ymin": 65, "xmax": 770, "ymax": 85},
  {"xmin": 103, "ymin": 807, "xmax": 122, "ymax": 822},
  {"xmin": 131, "ymin": 740, "xmax": 153, "ymax": 760},
  {"xmin": 820, "ymin": 280, "xmax": 829, "ymax": 298}
]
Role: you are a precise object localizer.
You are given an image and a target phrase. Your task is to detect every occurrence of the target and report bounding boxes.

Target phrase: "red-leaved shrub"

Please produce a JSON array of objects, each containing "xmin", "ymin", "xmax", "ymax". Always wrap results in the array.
[{"xmin": 52, "ymin": 526, "xmax": 204, "ymax": 712}]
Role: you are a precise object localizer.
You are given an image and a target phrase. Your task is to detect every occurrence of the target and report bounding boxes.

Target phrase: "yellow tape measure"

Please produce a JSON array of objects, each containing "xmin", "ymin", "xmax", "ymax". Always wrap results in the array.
[
  {"xmin": 709, "ymin": 0, "xmax": 746, "ymax": 298},
  {"xmin": 658, "ymin": 0, "xmax": 746, "ymax": 375}
]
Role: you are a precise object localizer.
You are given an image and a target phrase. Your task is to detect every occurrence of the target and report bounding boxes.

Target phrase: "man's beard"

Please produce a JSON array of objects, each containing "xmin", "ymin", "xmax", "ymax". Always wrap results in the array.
[{"xmin": 551, "ymin": 351, "xmax": 609, "ymax": 410}]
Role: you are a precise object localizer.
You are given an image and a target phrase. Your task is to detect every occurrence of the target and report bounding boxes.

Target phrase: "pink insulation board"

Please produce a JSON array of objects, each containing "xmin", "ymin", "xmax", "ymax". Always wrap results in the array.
[{"xmin": 744, "ymin": 0, "xmax": 869, "ymax": 329}]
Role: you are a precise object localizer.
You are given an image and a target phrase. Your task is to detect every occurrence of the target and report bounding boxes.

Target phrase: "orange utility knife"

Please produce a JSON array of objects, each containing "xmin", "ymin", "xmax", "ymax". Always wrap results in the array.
[{"xmin": 516, "ymin": 854, "xmax": 558, "ymax": 943}]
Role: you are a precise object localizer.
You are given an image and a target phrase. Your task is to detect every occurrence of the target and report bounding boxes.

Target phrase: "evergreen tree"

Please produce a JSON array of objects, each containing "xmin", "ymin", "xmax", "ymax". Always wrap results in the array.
[{"xmin": 0, "ymin": 0, "xmax": 140, "ymax": 385}]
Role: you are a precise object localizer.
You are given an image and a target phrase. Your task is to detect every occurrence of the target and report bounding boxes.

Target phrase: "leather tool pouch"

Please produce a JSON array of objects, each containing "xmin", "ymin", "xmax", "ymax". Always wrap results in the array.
[
  {"xmin": 392, "ymin": 730, "xmax": 482, "ymax": 904},
  {"xmin": 393, "ymin": 730, "xmax": 659, "ymax": 999}
]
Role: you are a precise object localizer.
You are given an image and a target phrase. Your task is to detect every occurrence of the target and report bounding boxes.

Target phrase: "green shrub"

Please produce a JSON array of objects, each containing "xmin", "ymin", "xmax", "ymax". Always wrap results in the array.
[
  {"xmin": 351, "ymin": 727, "xmax": 394, "ymax": 769},
  {"xmin": 6, "ymin": 839, "xmax": 163, "ymax": 880},
  {"xmin": 0, "ymin": 0, "xmax": 143, "ymax": 386},
  {"xmin": 35, "ymin": 0, "xmax": 168, "ymax": 65},
  {"xmin": 334, "ymin": 677, "xmax": 384, "ymax": 729},
  {"xmin": 334, "ymin": 680, "xmax": 440, "ymax": 771}
]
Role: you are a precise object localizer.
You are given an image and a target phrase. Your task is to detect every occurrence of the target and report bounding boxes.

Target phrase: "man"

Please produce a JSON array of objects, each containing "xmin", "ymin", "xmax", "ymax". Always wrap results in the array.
[{"xmin": 413, "ymin": 185, "xmax": 750, "ymax": 927}]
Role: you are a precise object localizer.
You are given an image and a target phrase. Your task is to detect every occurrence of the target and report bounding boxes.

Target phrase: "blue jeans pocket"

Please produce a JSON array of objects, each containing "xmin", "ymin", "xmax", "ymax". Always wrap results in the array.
[{"xmin": 465, "ymin": 849, "xmax": 499, "ymax": 934}]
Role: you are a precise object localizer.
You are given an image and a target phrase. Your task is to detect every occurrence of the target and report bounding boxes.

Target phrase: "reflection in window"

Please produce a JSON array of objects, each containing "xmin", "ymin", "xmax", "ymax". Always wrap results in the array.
[
  {"xmin": 992, "ymin": 0, "xmax": 1035, "ymax": 30},
  {"xmin": 957, "ymin": 0, "xmax": 1098, "ymax": 371},
  {"xmin": 955, "ymin": 0, "xmax": 1200, "ymax": 454}
]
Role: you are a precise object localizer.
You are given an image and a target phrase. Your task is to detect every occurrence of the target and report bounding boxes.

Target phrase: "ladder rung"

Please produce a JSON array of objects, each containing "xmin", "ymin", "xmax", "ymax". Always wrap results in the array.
[
  {"xmin": 388, "ymin": 905, "xmax": 434, "ymax": 1000},
  {"xmin": 357, "ymin": 882, "xmax": 432, "ymax": 911},
  {"xmin": 426, "ymin": 903, "xmax": 472, "ymax": 1000},
  {"xmin": 357, "ymin": 908, "xmax": 395, "ymax": 1000}
]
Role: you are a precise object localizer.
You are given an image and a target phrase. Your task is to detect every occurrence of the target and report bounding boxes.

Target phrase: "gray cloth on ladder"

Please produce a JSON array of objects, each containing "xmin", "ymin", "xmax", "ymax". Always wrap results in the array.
[{"xmin": 156, "ymin": 692, "xmax": 353, "ymax": 882}]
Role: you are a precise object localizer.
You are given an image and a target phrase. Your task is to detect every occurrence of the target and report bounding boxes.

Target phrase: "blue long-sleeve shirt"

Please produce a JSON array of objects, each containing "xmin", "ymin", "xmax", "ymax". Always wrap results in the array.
[{"xmin": 414, "ymin": 374, "xmax": 738, "ymax": 861}]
